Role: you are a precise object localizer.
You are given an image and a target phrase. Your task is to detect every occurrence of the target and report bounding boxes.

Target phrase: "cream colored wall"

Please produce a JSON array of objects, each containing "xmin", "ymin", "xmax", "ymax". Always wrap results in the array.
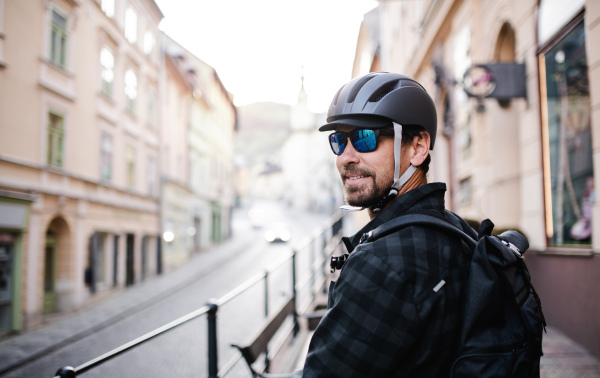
[
  {"xmin": 367, "ymin": 0, "xmax": 600, "ymax": 251},
  {"xmin": 0, "ymin": 0, "xmax": 164, "ymax": 327}
]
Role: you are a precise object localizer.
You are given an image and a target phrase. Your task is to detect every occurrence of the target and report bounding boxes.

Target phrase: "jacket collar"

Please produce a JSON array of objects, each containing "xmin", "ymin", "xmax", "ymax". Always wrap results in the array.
[{"xmin": 345, "ymin": 182, "xmax": 447, "ymax": 250}]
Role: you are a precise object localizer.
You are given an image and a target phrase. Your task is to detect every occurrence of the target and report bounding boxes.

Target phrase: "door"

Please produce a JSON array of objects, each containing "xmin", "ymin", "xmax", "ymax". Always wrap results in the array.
[
  {"xmin": 0, "ymin": 234, "xmax": 14, "ymax": 332},
  {"xmin": 113, "ymin": 235, "xmax": 119, "ymax": 287},
  {"xmin": 125, "ymin": 234, "xmax": 134, "ymax": 286},
  {"xmin": 43, "ymin": 232, "xmax": 57, "ymax": 314}
]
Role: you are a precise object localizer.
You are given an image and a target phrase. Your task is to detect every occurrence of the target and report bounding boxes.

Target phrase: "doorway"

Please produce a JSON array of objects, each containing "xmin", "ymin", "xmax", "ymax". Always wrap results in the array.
[
  {"xmin": 0, "ymin": 234, "xmax": 15, "ymax": 331},
  {"xmin": 43, "ymin": 232, "xmax": 57, "ymax": 314},
  {"xmin": 125, "ymin": 233, "xmax": 135, "ymax": 286}
]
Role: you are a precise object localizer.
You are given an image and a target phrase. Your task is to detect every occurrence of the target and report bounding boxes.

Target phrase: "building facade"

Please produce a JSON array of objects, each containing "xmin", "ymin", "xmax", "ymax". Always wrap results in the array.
[
  {"xmin": 160, "ymin": 35, "xmax": 237, "ymax": 272},
  {"xmin": 0, "ymin": 0, "xmax": 236, "ymax": 334},
  {"xmin": 354, "ymin": 0, "xmax": 600, "ymax": 357}
]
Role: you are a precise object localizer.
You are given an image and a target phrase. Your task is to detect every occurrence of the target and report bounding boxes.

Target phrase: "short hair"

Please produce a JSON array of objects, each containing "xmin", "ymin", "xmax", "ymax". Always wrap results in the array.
[{"xmin": 401, "ymin": 125, "xmax": 431, "ymax": 174}]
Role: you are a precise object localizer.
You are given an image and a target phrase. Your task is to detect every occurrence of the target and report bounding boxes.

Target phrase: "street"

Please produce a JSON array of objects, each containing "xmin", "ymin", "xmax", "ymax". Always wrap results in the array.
[{"xmin": 2, "ymin": 201, "xmax": 331, "ymax": 378}]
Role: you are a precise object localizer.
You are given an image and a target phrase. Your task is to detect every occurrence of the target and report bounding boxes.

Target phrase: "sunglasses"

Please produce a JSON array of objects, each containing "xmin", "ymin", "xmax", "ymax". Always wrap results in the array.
[{"xmin": 328, "ymin": 129, "xmax": 394, "ymax": 155}]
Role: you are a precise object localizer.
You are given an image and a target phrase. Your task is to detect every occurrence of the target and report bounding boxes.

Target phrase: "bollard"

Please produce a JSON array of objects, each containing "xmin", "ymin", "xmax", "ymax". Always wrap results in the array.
[
  {"xmin": 206, "ymin": 300, "xmax": 219, "ymax": 378},
  {"xmin": 55, "ymin": 366, "xmax": 76, "ymax": 378}
]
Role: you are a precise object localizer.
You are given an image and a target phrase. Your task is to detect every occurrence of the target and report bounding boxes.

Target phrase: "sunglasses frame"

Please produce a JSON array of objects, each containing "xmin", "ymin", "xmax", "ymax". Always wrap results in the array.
[{"xmin": 328, "ymin": 128, "xmax": 395, "ymax": 156}]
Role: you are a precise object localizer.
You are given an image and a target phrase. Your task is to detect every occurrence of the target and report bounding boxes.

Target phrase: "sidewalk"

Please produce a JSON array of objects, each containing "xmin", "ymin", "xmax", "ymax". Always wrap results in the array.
[
  {"xmin": 0, "ymin": 229, "xmax": 255, "ymax": 376},
  {"xmin": 541, "ymin": 326, "xmax": 600, "ymax": 378},
  {"xmin": 1, "ymin": 228, "xmax": 599, "ymax": 376}
]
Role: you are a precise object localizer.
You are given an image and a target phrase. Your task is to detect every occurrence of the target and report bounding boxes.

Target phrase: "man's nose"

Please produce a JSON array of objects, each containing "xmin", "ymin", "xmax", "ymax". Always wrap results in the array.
[{"xmin": 338, "ymin": 139, "xmax": 360, "ymax": 163}]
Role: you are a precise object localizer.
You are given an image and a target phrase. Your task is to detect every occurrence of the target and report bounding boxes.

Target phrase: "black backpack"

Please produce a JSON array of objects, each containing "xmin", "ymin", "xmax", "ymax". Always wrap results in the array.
[{"xmin": 337, "ymin": 211, "xmax": 547, "ymax": 377}]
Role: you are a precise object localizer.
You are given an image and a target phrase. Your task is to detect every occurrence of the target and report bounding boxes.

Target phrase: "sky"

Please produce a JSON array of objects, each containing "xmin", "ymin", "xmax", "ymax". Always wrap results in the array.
[{"xmin": 154, "ymin": 0, "xmax": 378, "ymax": 113}]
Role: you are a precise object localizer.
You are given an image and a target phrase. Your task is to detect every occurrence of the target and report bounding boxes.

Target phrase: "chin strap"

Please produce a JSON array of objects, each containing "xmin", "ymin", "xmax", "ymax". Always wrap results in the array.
[{"xmin": 340, "ymin": 122, "xmax": 418, "ymax": 213}]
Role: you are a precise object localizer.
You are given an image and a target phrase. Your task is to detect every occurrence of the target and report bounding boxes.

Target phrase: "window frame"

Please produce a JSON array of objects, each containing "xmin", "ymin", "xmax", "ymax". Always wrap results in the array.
[
  {"xmin": 538, "ymin": 13, "xmax": 593, "ymax": 248},
  {"xmin": 126, "ymin": 146, "xmax": 136, "ymax": 189},
  {"xmin": 124, "ymin": 69, "xmax": 138, "ymax": 114},
  {"xmin": 100, "ymin": 47, "xmax": 115, "ymax": 99},
  {"xmin": 100, "ymin": 132, "xmax": 113, "ymax": 181},
  {"xmin": 49, "ymin": 7, "xmax": 68, "ymax": 68},
  {"xmin": 46, "ymin": 111, "xmax": 65, "ymax": 168}
]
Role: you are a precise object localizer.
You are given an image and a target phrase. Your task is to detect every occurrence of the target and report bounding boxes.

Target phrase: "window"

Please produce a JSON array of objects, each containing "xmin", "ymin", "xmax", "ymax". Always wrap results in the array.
[
  {"xmin": 125, "ymin": 8, "xmax": 137, "ymax": 44},
  {"xmin": 50, "ymin": 8, "xmax": 68, "ymax": 67},
  {"xmin": 147, "ymin": 156, "xmax": 156, "ymax": 195},
  {"xmin": 143, "ymin": 32, "xmax": 155, "ymax": 57},
  {"xmin": 459, "ymin": 177, "xmax": 472, "ymax": 205},
  {"xmin": 100, "ymin": 47, "xmax": 114, "ymax": 98},
  {"xmin": 101, "ymin": 0, "xmax": 114, "ymax": 18},
  {"xmin": 47, "ymin": 112, "xmax": 65, "ymax": 168},
  {"xmin": 100, "ymin": 133, "xmax": 113, "ymax": 180},
  {"xmin": 126, "ymin": 146, "xmax": 136, "ymax": 188},
  {"xmin": 147, "ymin": 91, "xmax": 155, "ymax": 126},
  {"xmin": 125, "ymin": 69, "xmax": 137, "ymax": 113},
  {"xmin": 540, "ymin": 21, "xmax": 593, "ymax": 246}
]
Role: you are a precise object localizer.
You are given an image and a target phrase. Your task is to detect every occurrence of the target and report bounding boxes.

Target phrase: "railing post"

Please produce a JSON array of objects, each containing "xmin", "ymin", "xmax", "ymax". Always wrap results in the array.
[
  {"xmin": 264, "ymin": 270, "xmax": 269, "ymax": 318},
  {"xmin": 206, "ymin": 300, "xmax": 219, "ymax": 378},
  {"xmin": 291, "ymin": 251, "xmax": 299, "ymax": 336},
  {"xmin": 310, "ymin": 240, "xmax": 316, "ymax": 295},
  {"xmin": 55, "ymin": 366, "xmax": 76, "ymax": 378}
]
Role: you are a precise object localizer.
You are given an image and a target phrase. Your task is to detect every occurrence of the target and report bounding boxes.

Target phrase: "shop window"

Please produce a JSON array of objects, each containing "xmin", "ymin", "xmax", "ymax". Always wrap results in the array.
[
  {"xmin": 50, "ymin": 8, "xmax": 68, "ymax": 68},
  {"xmin": 47, "ymin": 112, "xmax": 65, "ymax": 168},
  {"xmin": 100, "ymin": 47, "xmax": 114, "ymax": 98},
  {"xmin": 540, "ymin": 21, "xmax": 593, "ymax": 246}
]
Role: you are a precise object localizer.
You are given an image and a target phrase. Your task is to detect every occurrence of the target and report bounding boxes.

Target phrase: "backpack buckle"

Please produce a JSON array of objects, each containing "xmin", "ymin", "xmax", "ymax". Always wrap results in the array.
[
  {"xmin": 501, "ymin": 239, "xmax": 523, "ymax": 258},
  {"xmin": 330, "ymin": 254, "xmax": 349, "ymax": 272}
]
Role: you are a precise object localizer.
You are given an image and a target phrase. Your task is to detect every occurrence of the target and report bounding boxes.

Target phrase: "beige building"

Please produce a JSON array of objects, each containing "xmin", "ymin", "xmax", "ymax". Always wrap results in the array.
[
  {"xmin": 160, "ymin": 35, "xmax": 237, "ymax": 272},
  {"xmin": 354, "ymin": 0, "xmax": 600, "ymax": 357},
  {"xmin": 0, "ymin": 0, "xmax": 236, "ymax": 335}
]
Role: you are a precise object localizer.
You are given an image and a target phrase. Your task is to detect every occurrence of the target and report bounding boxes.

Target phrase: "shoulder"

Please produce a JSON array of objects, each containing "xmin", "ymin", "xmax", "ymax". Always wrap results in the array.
[{"xmin": 348, "ymin": 222, "xmax": 469, "ymax": 292}]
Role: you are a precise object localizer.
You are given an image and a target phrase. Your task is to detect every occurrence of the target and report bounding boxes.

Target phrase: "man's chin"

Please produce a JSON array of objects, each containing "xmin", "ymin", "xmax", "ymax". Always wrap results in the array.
[{"xmin": 344, "ymin": 193, "xmax": 378, "ymax": 208}]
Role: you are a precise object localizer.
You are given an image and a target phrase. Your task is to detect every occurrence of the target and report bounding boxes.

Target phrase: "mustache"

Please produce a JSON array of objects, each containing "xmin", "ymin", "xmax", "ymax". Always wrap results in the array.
[{"xmin": 340, "ymin": 166, "xmax": 375, "ymax": 178}]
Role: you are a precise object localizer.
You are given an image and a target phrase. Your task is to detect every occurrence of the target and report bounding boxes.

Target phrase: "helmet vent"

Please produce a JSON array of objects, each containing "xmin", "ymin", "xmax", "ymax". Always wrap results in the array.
[
  {"xmin": 332, "ymin": 87, "xmax": 343, "ymax": 106},
  {"xmin": 347, "ymin": 75, "xmax": 376, "ymax": 103},
  {"xmin": 368, "ymin": 81, "xmax": 399, "ymax": 102}
]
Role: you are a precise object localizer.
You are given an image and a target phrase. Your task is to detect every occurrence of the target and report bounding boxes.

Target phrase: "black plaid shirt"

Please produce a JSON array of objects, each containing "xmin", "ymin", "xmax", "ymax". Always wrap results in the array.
[{"xmin": 303, "ymin": 183, "xmax": 472, "ymax": 377}]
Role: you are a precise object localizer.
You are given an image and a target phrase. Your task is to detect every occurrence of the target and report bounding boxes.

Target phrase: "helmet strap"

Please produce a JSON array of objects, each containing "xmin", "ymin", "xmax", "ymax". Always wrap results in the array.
[
  {"xmin": 340, "ymin": 122, "xmax": 418, "ymax": 213},
  {"xmin": 370, "ymin": 122, "xmax": 417, "ymax": 212}
]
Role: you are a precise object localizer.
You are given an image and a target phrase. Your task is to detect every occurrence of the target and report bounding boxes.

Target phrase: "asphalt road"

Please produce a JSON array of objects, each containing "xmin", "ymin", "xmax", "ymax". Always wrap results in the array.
[{"xmin": 4, "ymin": 201, "xmax": 331, "ymax": 378}]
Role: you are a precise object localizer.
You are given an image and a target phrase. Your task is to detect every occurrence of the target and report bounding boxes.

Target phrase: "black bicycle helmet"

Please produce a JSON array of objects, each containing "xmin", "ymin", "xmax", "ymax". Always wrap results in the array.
[
  {"xmin": 319, "ymin": 72, "xmax": 437, "ymax": 149},
  {"xmin": 321, "ymin": 72, "xmax": 437, "ymax": 212}
]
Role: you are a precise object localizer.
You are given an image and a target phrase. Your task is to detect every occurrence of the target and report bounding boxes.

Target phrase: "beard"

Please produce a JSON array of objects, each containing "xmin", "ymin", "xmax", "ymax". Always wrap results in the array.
[{"xmin": 340, "ymin": 166, "xmax": 392, "ymax": 208}]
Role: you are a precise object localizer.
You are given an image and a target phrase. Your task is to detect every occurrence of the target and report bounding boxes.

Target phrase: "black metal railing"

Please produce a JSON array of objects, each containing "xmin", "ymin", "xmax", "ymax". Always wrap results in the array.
[{"xmin": 54, "ymin": 211, "xmax": 345, "ymax": 378}]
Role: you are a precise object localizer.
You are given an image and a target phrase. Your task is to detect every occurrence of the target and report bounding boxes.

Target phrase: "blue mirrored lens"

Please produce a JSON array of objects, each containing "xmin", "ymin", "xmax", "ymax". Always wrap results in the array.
[
  {"xmin": 330, "ymin": 133, "xmax": 347, "ymax": 155},
  {"xmin": 351, "ymin": 129, "xmax": 377, "ymax": 152}
]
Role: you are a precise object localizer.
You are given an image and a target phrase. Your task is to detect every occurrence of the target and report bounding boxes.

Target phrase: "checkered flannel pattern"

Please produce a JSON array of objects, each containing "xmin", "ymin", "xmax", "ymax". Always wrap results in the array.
[{"xmin": 303, "ymin": 183, "xmax": 472, "ymax": 377}]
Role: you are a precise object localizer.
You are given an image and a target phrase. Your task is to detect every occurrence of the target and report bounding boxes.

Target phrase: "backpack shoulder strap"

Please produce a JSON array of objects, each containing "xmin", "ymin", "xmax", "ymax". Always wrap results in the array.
[{"xmin": 365, "ymin": 213, "xmax": 477, "ymax": 250}]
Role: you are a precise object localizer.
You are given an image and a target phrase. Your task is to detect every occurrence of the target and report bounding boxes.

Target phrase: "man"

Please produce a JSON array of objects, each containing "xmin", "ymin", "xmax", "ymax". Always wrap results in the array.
[{"xmin": 301, "ymin": 72, "xmax": 475, "ymax": 377}]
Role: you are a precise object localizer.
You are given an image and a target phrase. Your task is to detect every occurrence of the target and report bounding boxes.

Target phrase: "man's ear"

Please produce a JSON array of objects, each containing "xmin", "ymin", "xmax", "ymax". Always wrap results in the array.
[{"xmin": 410, "ymin": 132, "xmax": 431, "ymax": 167}]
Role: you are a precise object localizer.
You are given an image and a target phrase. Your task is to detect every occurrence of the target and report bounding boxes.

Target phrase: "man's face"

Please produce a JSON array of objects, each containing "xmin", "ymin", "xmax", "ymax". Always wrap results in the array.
[{"xmin": 335, "ymin": 125, "xmax": 396, "ymax": 208}]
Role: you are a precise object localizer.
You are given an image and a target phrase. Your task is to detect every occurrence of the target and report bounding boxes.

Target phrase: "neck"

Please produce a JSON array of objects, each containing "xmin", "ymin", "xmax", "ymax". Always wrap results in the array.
[{"xmin": 367, "ymin": 167, "xmax": 428, "ymax": 219}]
